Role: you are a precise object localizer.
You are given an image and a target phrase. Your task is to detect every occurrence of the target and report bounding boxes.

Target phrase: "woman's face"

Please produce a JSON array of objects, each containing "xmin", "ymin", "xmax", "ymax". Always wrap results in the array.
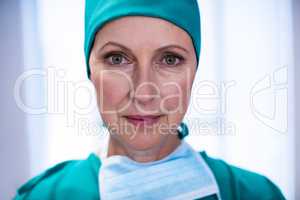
[{"xmin": 90, "ymin": 16, "xmax": 197, "ymax": 151}]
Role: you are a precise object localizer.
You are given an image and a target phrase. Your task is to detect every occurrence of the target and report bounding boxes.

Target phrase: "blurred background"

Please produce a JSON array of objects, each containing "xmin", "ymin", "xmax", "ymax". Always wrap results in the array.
[{"xmin": 0, "ymin": 0, "xmax": 299, "ymax": 199}]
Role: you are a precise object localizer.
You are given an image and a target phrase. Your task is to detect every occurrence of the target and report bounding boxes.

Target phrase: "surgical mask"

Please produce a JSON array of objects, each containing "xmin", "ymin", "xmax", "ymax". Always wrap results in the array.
[{"xmin": 98, "ymin": 140, "xmax": 221, "ymax": 200}]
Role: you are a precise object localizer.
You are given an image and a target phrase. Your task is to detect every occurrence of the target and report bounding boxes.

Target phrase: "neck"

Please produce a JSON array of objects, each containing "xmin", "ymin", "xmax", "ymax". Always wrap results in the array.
[{"xmin": 107, "ymin": 134, "xmax": 182, "ymax": 163}]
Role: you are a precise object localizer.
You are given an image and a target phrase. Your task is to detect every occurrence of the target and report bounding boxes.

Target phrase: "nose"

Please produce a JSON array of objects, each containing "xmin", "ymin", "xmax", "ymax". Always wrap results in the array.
[{"xmin": 132, "ymin": 66, "xmax": 159, "ymax": 106}]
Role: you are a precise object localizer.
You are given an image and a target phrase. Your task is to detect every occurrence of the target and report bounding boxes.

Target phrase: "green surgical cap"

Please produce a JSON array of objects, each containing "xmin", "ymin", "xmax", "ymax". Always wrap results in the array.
[{"xmin": 84, "ymin": 0, "xmax": 201, "ymax": 78}]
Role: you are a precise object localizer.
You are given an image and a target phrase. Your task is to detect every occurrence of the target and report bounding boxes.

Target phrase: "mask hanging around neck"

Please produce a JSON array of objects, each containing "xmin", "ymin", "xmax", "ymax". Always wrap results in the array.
[{"xmin": 98, "ymin": 140, "xmax": 221, "ymax": 200}]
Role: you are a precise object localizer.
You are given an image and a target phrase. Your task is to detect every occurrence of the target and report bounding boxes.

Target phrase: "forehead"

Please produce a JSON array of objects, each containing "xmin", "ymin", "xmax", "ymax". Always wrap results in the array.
[{"xmin": 93, "ymin": 16, "xmax": 194, "ymax": 50}]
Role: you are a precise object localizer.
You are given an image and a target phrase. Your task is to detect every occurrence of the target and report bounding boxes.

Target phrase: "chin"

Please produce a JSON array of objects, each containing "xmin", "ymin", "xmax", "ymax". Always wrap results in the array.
[{"xmin": 119, "ymin": 130, "xmax": 168, "ymax": 151}]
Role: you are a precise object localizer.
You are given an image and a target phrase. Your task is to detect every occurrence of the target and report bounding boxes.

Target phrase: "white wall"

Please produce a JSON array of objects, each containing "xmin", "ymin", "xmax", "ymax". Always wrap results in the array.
[
  {"xmin": 293, "ymin": 0, "xmax": 300, "ymax": 199},
  {"xmin": 0, "ymin": 1, "xmax": 30, "ymax": 199}
]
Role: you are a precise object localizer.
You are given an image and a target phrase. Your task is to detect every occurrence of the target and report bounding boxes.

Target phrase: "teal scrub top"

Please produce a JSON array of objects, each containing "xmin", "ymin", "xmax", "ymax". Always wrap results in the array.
[{"xmin": 14, "ymin": 152, "xmax": 286, "ymax": 200}]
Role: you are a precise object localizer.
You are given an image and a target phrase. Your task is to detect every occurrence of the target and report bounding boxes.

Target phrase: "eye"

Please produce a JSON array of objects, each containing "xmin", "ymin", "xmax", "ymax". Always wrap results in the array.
[
  {"xmin": 161, "ymin": 54, "xmax": 184, "ymax": 66},
  {"xmin": 103, "ymin": 52, "xmax": 130, "ymax": 66}
]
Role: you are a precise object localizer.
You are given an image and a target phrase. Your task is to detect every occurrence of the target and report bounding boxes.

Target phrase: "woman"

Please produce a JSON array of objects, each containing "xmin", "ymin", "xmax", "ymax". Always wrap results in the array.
[{"xmin": 15, "ymin": 0, "xmax": 285, "ymax": 199}]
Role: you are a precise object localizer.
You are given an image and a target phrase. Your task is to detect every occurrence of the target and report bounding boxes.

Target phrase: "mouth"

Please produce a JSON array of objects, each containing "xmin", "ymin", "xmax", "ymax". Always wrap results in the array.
[{"xmin": 123, "ymin": 115, "xmax": 162, "ymax": 126}]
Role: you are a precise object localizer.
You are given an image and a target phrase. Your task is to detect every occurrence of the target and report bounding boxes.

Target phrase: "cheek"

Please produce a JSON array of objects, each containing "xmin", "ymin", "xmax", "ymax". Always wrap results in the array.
[
  {"xmin": 93, "ymin": 72, "xmax": 131, "ymax": 112},
  {"xmin": 160, "ymin": 78, "xmax": 193, "ymax": 114}
]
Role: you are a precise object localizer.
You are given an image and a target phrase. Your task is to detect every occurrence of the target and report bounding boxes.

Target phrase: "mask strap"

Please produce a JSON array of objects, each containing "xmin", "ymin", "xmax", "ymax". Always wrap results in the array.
[{"xmin": 177, "ymin": 122, "xmax": 189, "ymax": 139}]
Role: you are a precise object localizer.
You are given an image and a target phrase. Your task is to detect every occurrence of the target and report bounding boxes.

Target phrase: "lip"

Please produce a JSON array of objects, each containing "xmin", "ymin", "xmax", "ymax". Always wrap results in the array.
[{"xmin": 124, "ymin": 115, "xmax": 162, "ymax": 126}]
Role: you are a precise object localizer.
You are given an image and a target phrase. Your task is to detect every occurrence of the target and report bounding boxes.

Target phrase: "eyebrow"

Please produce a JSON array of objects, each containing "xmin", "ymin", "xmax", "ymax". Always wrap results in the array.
[{"xmin": 99, "ymin": 41, "xmax": 189, "ymax": 54}]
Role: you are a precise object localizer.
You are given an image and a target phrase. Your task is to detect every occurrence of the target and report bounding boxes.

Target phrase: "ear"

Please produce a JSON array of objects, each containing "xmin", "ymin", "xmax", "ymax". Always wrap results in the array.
[{"xmin": 88, "ymin": 48, "xmax": 97, "ymax": 83}]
